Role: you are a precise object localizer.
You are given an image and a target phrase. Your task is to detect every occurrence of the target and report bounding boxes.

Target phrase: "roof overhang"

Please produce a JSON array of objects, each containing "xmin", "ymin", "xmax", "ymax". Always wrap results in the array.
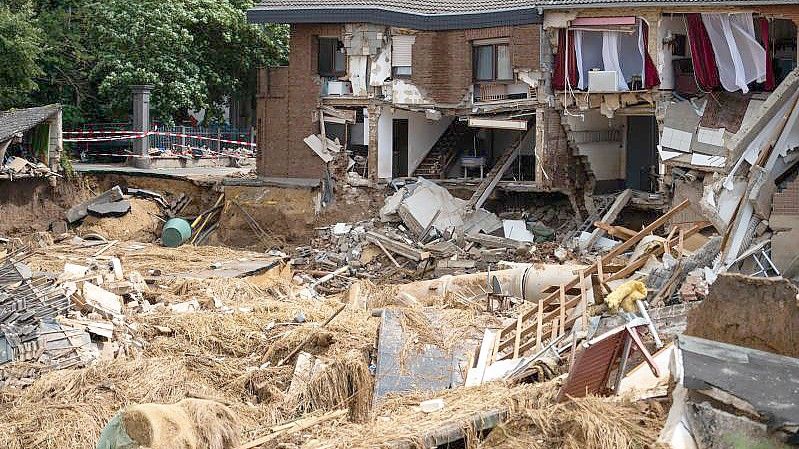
[
  {"xmin": 540, "ymin": 0, "xmax": 798, "ymax": 9},
  {"xmin": 247, "ymin": 6, "xmax": 543, "ymax": 30}
]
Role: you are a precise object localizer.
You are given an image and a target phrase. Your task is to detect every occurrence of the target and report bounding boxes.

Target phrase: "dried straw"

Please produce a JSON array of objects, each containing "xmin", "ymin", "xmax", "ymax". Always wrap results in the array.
[{"xmin": 483, "ymin": 395, "xmax": 667, "ymax": 449}]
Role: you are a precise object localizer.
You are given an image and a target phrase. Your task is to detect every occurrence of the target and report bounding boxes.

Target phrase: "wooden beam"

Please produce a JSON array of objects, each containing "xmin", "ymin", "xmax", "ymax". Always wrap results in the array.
[{"xmin": 581, "ymin": 189, "xmax": 632, "ymax": 251}]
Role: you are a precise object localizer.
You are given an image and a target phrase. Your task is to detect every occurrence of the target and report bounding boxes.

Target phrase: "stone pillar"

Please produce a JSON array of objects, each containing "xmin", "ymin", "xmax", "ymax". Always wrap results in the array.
[
  {"xmin": 366, "ymin": 102, "xmax": 381, "ymax": 181},
  {"xmin": 131, "ymin": 85, "xmax": 153, "ymax": 161},
  {"xmin": 47, "ymin": 109, "xmax": 63, "ymax": 172}
]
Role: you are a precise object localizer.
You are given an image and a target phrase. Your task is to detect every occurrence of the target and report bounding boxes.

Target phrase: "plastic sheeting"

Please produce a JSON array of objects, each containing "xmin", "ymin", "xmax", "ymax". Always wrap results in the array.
[{"xmin": 701, "ymin": 13, "xmax": 766, "ymax": 93}]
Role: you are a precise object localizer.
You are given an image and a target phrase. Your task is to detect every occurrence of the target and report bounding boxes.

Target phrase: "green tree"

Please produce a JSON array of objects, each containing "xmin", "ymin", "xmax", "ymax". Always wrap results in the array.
[
  {"xmin": 32, "ymin": 0, "xmax": 95, "ymax": 125},
  {"xmin": 86, "ymin": 0, "xmax": 287, "ymax": 123},
  {"xmin": 0, "ymin": 2, "xmax": 43, "ymax": 109}
]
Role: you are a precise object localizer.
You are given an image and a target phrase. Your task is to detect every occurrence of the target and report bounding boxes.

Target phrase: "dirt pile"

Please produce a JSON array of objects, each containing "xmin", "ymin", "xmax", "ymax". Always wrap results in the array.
[
  {"xmin": 79, "ymin": 198, "xmax": 162, "ymax": 242},
  {"xmin": 686, "ymin": 273, "xmax": 799, "ymax": 357}
]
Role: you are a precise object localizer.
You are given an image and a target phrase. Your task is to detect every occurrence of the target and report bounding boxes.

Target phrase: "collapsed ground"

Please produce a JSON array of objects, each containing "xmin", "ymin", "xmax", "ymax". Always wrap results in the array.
[{"xmin": 0, "ymin": 174, "xmax": 794, "ymax": 449}]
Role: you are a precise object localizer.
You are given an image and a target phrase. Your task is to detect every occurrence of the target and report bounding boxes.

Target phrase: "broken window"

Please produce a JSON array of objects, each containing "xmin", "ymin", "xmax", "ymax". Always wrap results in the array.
[
  {"xmin": 319, "ymin": 37, "xmax": 346, "ymax": 77},
  {"xmin": 473, "ymin": 41, "xmax": 513, "ymax": 82}
]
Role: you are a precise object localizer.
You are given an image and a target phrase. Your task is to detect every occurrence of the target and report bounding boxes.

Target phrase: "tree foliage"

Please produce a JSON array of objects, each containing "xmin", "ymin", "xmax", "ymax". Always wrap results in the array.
[
  {"xmin": 0, "ymin": 2, "xmax": 43, "ymax": 109},
  {"xmin": 3, "ymin": 0, "xmax": 287, "ymax": 124}
]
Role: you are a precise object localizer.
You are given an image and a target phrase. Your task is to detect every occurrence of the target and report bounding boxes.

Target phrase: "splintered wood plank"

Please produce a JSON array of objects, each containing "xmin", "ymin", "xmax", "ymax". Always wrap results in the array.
[
  {"xmin": 513, "ymin": 315, "xmax": 523, "ymax": 359},
  {"xmin": 581, "ymin": 189, "xmax": 633, "ymax": 251},
  {"xmin": 551, "ymin": 316, "xmax": 559, "ymax": 340},
  {"xmin": 535, "ymin": 298, "xmax": 544, "ymax": 350},
  {"xmin": 579, "ymin": 270, "xmax": 588, "ymax": 330},
  {"xmin": 558, "ymin": 285, "xmax": 566, "ymax": 335}
]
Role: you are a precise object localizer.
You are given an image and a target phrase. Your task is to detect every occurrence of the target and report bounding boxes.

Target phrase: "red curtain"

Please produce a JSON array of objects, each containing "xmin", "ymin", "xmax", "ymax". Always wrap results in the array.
[
  {"xmin": 642, "ymin": 20, "xmax": 661, "ymax": 89},
  {"xmin": 552, "ymin": 29, "xmax": 578, "ymax": 90},
  {"xmin": 758, "ymin": 17, "xmax": 775, "ymax": 91},
  {"xmin": 686, "ymin": 14, "xmax": 721, "ymax": 91}
]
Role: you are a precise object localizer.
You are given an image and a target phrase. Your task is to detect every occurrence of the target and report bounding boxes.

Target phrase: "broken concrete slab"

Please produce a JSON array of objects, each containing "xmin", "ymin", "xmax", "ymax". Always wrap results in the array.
[
  {"xmin": 465, "ymin": 232, "xmax": 527, "ymax": 250},
  {"xmin": 391, "ymin": 178, "xmax": 501, "ymax": 238},
  {"xmin": 502, "ymin": 220, "xmax": 535, "ymax": 243},
  {"xmin": 87, "ymin": 200, "xmax": 132, "ymax": 217},
  {"xmin": 66, "ymin": 186, "xmax": 124, "ymax": 223},
  {"xmin": 81, "ymin": 282, "xmax": 123, "ymax": 317},
  {"xmin": 677, "ymin": 335, "xmax": 799, "ymax": 437}
]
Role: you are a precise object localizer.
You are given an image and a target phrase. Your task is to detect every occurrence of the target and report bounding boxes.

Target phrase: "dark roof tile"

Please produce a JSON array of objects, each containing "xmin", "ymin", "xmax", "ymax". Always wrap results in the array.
[{"xmin": 0, "ymin": 105, "xmax": 61, "ymax": 143}]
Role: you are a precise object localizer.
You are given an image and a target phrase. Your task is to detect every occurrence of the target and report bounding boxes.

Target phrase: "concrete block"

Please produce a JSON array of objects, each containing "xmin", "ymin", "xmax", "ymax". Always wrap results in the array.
[{"xmin": 66, "ymin": 186, "xmax": 124, "ymax": 223}]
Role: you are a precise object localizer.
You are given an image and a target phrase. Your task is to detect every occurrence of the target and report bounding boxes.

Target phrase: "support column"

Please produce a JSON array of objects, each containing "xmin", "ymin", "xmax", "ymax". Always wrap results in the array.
[
  {"xmin": 366, "ymin": 102, "xmax": 381, "ymax": 181},
  {"xmin": 131, "ymin": 85, "xmax": 153, "ymax": 165},
  {"xmin": 47, "ymin": 109, "xmax": 63, "ymax": 172}
]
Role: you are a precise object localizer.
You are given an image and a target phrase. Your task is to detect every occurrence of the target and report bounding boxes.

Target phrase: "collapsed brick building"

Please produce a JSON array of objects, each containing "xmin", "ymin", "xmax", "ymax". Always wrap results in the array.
[{"xmin": 247, "ymin": 0, "xmax": 799, "ymax": 214}]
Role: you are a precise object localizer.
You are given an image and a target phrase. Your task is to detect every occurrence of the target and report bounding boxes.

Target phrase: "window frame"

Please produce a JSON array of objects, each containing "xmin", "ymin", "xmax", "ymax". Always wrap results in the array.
[
  {"xmin": 318, "ymin": 37, "xmax": 346, "ymax": 77},
  {"xmin": 472, "ymin": 42, "xmax": 514, "ymax": 83}
]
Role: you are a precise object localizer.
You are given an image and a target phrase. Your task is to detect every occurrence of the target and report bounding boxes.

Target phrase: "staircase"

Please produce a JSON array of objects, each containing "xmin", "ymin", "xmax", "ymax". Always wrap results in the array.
[
  {"xmin": 413, "ymin": 121, "xmax": 471, "ymax": 178},
  {"xmin": 467, "ymin": 128, "xmax": 534, "ymax": 210}
]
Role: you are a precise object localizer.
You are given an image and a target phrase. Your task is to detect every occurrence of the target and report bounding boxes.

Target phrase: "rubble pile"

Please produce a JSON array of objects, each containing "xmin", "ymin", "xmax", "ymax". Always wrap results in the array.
[
  {"xmin": 0, "ymin": 155, "xmax": 60, "ymax": 181},
  {"xmin": 0, "ymin": 177, "xmax": 798, "ymax": 449},
  {"xmin": 293, "ymin": 178, "xmax": 566, "ymax": 292}
]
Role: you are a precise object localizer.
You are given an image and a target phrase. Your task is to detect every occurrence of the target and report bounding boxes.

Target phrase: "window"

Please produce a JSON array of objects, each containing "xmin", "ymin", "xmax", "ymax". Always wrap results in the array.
[
  {"xmin": 319, "ymin": 37, "xmax": 346, "ymax": 77},
  {"xmin": 393, "ymin": 66, "xmax": 412, "ymax": 77},
  {"xmin": 392, "ymin": 35, "xmax": 415, "ymax": 78},
  {"xmin": 473, "ymin": 43, "xmax": 513, "ymax": 82}
]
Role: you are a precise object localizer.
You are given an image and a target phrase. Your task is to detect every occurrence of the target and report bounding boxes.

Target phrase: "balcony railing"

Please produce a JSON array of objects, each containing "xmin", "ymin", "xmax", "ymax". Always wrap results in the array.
[{"xmin": 473, "ymin": 82, "xmax": 535, "ymax": 103}]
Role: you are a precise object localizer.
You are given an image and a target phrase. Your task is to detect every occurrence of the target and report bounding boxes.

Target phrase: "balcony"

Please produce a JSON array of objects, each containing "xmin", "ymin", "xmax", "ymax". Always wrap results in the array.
[{"xmin": 473, "ymin": 82, "xmax": 535, "ymax": 104}]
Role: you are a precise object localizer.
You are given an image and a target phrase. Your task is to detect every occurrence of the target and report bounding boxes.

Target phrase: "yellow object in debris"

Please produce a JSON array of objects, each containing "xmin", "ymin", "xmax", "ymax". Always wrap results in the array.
[{"xmin": 606, "ymin": 280, "xmax": 647, "ymax": 313}]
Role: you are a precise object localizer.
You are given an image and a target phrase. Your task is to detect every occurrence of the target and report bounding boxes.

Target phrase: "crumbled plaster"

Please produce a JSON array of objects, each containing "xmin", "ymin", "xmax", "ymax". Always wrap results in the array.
[
  {"xmin": 392, "ymin": 79, "xmax": 429, "ymax": 105},
  {"xmin": 370, "ymin": 43, "xmax": 392, "ymax": 87},
  {"xmin": 544, "ymin": 11, "xmax": 579, "ymax": 30},
  {"xmin": 349, "ymin": 56, "xmax": 369, "ymax": 96}
]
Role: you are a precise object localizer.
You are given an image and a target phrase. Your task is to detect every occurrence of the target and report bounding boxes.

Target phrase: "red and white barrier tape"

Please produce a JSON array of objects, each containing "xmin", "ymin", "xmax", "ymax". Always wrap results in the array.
[
  {"xmin": 64, "ymin": 133, "xmax": 149, "ymax": 143},
  {"xmin": 64, "ymin": 130, "xmax": 255, "ymax": 147},
  {"xmin": 63, "ymin": 130, "xmax": 141, "ymax": 135}
]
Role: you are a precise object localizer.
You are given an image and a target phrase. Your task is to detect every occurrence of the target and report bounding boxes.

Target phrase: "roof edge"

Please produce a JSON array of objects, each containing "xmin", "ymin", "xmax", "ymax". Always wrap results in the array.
[
  {"xmin": 540, "ymin": 0, "xmax": 799, "ymax": 9},
  {"xmin": 246, "ymin": 7, "xmax": 543, "ymax": 30}
]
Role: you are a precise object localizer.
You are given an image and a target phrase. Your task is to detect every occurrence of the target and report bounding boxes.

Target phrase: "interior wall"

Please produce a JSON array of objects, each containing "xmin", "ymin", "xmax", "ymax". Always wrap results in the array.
[
  {"xmin": 376, "ymin": 108, "xmax": 453, "ymax": 178},
  {"xmin": 659, "ymin": 16, "xmax": 691, "ymax": 90},
  {"xmin": 377, "ymin": 106, "xmax": 394, "ymax": 179},
  {"xmin": 566, "ymin": 110, "xmax": 625, "ymax": 181}
]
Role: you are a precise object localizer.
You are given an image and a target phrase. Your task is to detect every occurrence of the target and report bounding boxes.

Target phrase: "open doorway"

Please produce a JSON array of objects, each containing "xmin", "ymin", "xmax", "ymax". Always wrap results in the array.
[
  {"xmin": 392, "ymin": 119, "xmax": 409, "ymax": 178},
  {"xmin": 626, "ymin": 115, "xmax": 658, "ymax": 192}
]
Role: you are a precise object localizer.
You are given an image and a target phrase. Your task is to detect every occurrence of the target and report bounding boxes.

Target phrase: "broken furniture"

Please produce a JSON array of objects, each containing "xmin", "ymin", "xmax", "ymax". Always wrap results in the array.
[{"xmin": 556, "ymin": 318, "xmax": 659, "ymax": 401}]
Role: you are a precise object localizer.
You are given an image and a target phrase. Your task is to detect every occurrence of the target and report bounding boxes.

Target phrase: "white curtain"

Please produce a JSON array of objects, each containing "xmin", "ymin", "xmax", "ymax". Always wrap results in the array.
[
  {"xmin": 701, "ymin": 13, "xmax": 766, "ymax": 93},
  {"xmin": 617, "ymin": 22, "xmax": 645, "ymax": 88},
  {"xmin": 575, "ymin": 30, "xmax": 585, "ymax": 89},
  {"xmin": 602, "ymin": 32, "xmax": 628, "ymax": 91},
  {"xmin": 574, "ymin": 22, "xmax": 645, "ymax": 91},
  {"xmin": 637, "ymin": 20, "xmax": 647, "ymax": 87}
]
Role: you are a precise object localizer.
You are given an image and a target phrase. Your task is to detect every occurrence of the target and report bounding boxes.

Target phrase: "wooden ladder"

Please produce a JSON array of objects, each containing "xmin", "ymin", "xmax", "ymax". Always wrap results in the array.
[{"xmin": 491, "ymin": 200, "xmax": 695, "ymax": 362}]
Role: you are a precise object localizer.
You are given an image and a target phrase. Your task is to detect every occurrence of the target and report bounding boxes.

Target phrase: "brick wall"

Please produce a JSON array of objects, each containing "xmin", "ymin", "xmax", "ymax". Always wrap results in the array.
[
  {"xmin": 257, "ymin": 23, "xmax": 342, "ymax": 178},
  {"xmin": 542, "ymin": 108, "xmax": 572, "ymax": 190},
  {"xmin": 772, "ymin": 177, "xmax": 799, "ymax": 216},
  {"xmin": 412, "ymin": 25, "xmax": 541, "ymax": 105}
]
